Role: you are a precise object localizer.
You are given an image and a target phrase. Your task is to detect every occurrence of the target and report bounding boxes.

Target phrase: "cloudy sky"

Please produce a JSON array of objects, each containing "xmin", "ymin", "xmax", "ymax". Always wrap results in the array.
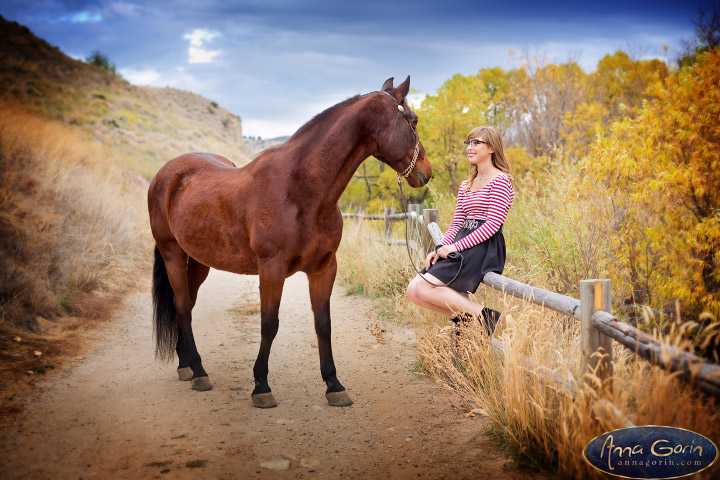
[{"xmin": 1, "ymin": 0, "xmax": 706, "ymax": 138}]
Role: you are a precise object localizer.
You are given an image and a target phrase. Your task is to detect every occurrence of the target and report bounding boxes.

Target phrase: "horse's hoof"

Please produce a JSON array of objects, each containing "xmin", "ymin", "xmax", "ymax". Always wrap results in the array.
[
  {"xmin": 191, "ymin": 376, "xmax": 213, "ymax": 391},
  {"xmin": 252, "ymin": 392, "xmax": 278, "ymax": 408},
  {"xmin": 326, "ymin": 390, "xmax": 353, "ymax": 407},
  {"xmin": 177, "ymin": 367, "xmax": 193, "ymax": 381}
]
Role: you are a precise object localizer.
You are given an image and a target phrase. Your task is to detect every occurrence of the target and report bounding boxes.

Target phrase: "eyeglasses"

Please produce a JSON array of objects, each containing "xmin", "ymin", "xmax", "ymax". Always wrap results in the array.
[{"xmin": 464, "ymin": 139, "xmax": 487, "ymax": 147}]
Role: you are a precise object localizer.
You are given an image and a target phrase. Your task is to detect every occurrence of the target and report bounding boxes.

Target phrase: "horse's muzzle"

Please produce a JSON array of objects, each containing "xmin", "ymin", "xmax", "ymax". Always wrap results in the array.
[{"xmin": 416, "ymin": 170, "xmax": 430, "ymax": 187}]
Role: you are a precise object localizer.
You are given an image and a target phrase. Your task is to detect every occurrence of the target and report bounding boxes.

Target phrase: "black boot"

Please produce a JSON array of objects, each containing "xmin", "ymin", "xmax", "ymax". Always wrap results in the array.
[
  {"xmin": 451, "ymin": 312, "xmax": 475, "ymax": 337},
  {"xmin": 480, "ymin": 307, "xmax": 501, "ymax": 336}
]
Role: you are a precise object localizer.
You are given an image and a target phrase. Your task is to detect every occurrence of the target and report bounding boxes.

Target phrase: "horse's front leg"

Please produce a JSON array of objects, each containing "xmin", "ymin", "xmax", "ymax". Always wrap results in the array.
[
  {"xmin": 251, "ymin": 257, "xmax": 286, "ymax": 408},
  {"xmin": 308, "ymin": 257, "xmax": 353, "ymax": 407}
]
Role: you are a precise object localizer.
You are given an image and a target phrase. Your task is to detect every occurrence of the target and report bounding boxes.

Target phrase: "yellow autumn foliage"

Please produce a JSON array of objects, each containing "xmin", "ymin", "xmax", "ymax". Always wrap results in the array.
[{"xmin": 580, "ymin": 49, "xmax": 720, "ymax": 317}]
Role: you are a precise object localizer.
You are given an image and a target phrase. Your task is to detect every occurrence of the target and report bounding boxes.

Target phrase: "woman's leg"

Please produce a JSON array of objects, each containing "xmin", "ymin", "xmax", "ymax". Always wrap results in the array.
[
  {"xmin": 407, "ymin": 274, "xmax": 481, "ymax": 317},
  {"xmin": 407, "ymin": 276, "xmax": 456, "ymax": 316}
]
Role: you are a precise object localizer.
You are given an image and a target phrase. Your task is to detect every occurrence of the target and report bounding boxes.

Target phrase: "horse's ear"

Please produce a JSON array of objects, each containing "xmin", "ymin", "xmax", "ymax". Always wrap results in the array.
[
  {"xmin": 390, "ymin": 76, "xmax": 410, "ymax": 102},
  {"xmin": 381, "ymin": 77, "xmax": 394, "ymax": 91}
]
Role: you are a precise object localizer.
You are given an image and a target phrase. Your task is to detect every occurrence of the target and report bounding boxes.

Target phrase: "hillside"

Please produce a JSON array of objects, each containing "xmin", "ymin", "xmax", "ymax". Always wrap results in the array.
[
  {"xmin": 0, "ymin": 14, "xmax": 250, "ymax": 178},
  {"xmin": 0, "ymin": 15, "xmax": 253, "ymax": 398},
  {"xmin": 243, "ymin": 135, "xmax": 290, "ymax": 156}
]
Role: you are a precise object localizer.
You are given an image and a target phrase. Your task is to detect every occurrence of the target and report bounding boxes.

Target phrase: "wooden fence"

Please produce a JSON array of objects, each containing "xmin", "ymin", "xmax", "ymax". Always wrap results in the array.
[
  {"xmin": 343, "ymin": 206, "xmax": 720, "ymax": 399},
  {"xmin": 342, "ymin": 204, "xmax": 439, "ymax": 251}
]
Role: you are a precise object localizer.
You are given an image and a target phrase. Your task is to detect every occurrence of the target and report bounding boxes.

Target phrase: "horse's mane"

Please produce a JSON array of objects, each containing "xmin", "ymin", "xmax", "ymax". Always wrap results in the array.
[
  {"xmin": 289, "ymin": 94, "xmax": 362, "ymax": 140},
  {"xmin": 248, "ymin": 95, "xmax": 364, "ymax": 162}
]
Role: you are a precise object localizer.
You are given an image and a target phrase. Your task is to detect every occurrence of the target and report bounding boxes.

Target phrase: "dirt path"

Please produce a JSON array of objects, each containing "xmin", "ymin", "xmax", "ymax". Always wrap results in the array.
[{"xmin": 0, "ymin": 270, "xmax": 538, "ymax": 479}]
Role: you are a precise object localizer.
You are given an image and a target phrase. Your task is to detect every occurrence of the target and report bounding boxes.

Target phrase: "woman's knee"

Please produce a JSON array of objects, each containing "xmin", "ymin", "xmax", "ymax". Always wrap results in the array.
[
  {"xmin": 406, "ymin": 278, "xmax": 418, "ymax": 301},
  {"xmin": 406, "ymin": 276, "xmax": 423, "ymax": 303}
]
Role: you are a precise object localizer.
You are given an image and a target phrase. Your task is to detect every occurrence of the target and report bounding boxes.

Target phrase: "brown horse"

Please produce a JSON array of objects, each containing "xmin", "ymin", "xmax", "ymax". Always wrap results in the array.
[{"xmin": 148, "ymin": 76, "xmax": 431, "ymax": 408}]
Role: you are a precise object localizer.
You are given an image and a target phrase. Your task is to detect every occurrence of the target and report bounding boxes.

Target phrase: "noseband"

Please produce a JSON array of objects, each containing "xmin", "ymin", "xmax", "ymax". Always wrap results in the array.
[{"xmin": 377, "ymin": 91, "xmax": 421, "ymax": 181}]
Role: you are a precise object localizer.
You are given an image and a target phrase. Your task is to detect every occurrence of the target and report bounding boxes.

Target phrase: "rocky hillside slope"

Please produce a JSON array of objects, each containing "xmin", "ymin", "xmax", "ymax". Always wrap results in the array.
[
  {"xmin": 243, "ymin": 135, "xmax": 290, "ymax": 156},
  {"xmin": 0, "ymin": 15, "xmax": 250, "ymax": 178}
]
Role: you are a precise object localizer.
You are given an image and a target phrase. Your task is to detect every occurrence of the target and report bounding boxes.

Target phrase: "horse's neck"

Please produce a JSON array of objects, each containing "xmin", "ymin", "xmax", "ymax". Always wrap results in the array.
[{"xmin": 288, "ymin": 109, "xmax": 375, "ymax": 211}]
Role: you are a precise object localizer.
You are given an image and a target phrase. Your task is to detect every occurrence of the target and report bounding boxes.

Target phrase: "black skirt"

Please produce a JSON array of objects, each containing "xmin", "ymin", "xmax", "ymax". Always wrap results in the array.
[{"xmin": 420, "ymin": 219, "xmax": 506, "ymax": 294}]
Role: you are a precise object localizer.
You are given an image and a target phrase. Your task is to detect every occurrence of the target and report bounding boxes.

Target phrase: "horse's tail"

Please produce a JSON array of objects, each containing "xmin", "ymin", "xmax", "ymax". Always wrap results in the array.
[{"xmin": 152, "ymin": 245, "xmax": 178, "ymax": 361}]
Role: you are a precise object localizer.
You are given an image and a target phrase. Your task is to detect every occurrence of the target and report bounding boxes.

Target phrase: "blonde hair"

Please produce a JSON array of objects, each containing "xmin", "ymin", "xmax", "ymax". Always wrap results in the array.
[{"xmin": 463, "ymin": 126, "xmax": 513, "ymax": 194}]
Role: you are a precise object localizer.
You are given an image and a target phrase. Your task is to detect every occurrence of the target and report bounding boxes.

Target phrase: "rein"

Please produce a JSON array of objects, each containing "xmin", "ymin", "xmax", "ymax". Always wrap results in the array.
[
  {"xmin": 376, "ymin": 89, "xmax": 463, "ymax": 288},
  {"xmin": 396, "ymin": 176, "xmax": 464, "ymax": 288}
]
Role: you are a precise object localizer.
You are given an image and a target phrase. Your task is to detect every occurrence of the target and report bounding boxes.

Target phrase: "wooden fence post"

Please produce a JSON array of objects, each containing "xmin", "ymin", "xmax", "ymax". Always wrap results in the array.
[
  {"xmin": 422, "ymin": 209, "xmax": 438, "ymax": 254},
  {"xmin": 408, "ymin": 204, "xmax": 419, "ymax": 225},
  {"xmin": 384, "ymin": 207, "xmax": 394, "ymax": 239},
  {"xmin": 415, "ymin": 204, "xmax": 427, "ymax": 245},
  {"xmin": 407, "ymin": 204, "xmax": 419, "ymax": 252},
  {"xmin": 580, "ymin": 279, "xmax": 613, "ymax": 392}
]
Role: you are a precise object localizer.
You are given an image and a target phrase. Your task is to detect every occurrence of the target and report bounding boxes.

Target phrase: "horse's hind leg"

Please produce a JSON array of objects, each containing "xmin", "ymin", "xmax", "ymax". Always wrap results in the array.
[
  {"xmin": 308, "ymin": 257, "xmax": 352, "ymax": 407},
  {"xmin": 251, "ymin": 258, "xmax": 286, "ymax": 408},
  {"xmin": 160, "ymin": 244, "xmax": 212, "ymax": 391},
  {"xmin": 177, "ymin": 258, "xmax": 211, "ymax": 382}
]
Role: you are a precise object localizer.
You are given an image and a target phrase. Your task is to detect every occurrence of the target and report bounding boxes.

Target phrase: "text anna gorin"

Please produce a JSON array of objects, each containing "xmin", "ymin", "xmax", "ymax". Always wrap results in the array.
[{"xmin": 584, "ymin": 426, "xmax": 718, "ymax": 479}]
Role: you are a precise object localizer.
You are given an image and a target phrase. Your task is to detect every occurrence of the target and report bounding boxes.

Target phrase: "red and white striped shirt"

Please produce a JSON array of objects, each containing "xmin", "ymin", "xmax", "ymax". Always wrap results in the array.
[{"xmin": 441, "ymin": 174, "xmax": 514, "ymax": 251}]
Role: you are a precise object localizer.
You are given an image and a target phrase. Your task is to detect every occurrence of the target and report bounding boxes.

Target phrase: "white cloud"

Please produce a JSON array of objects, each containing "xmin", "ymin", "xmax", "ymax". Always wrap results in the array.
[
  {"xmin": 183, "ymin": 29, "xmax": 222, "ymax": 63},
  {"xmin": 243, "ymin": 118, "xmax": 304, "ymax": 139},
  {"xmin": 184, "ymin": 29, "xmax": 219, "ymax": 47},
  {"xmin": 71, "ymin": 12, "xmax": 102, "ymax": 23},
  {"xmin": 407, "ymin": 92, "xmax": 427, "ymax": 110},
  {"xmin": 187, "ymin": 46, "xmax": 221, "ymax": 63},
  {"xmin": 119, "ymin": 67, "xmax": 161, "ymax": 85}
]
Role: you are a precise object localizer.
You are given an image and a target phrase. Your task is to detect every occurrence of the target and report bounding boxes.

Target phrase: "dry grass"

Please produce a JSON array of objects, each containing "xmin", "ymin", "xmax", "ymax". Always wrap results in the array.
[
  {"xmin": 0, "ymin": 99, "xmax": 151, "ymax": 394},
  {"xmin": 337, "ymin": 217, "xmax": 416, "ymax": 300},
  {"xmin": 417, "ymin": 293, "xmax": 720, "ymax": 478},
  {"xmin": 336, "ymin": 217, "xmax": 720, "ymax": 479},
  {"xmin": 0, "ymin": 17, "xmax": 254, "ymax": 416}
]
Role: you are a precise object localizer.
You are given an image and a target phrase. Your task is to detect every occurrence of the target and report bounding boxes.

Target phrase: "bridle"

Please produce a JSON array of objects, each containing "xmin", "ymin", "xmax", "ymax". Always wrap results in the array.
[{"xmin": 377, "ymin": 90, "xmax": 421, "ymax": 182}]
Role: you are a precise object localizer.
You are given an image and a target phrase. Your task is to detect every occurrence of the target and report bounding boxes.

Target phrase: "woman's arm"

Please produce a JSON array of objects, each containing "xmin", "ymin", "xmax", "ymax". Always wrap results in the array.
[
  {"xmin": 440, "ymin": 182, "xmax": 467, "ymax": 245},
  {"xmin": 452, "ymin": 175, "xmax": 513, "ymax": 251}
]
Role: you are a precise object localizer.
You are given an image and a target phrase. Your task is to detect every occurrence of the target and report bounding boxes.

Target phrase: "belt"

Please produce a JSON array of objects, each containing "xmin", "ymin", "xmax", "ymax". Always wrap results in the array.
[
  {"xmin": 460, "ymin": 218, "xmax": 503, "ymax": 233},
  {"xmin": 461, "ymin": 218, "xmax": 484, "ymax": 229}
]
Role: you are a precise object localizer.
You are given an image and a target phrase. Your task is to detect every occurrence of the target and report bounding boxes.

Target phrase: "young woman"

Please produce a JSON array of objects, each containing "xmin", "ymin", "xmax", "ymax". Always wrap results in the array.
[{"xmin": 406, "ymin": 126, "xmax": 513, "ymax": 334}]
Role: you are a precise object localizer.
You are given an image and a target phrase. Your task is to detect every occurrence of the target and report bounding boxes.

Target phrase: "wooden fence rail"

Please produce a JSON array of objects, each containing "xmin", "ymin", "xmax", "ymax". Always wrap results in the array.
[
  {"xmin": 341, "ymin": 212, "xmax": 410, "ymax": 221},
  {"xmin": 480, "ymin": 275, "xmax": 720, "ymax": 398},
  {"xmin": 344, "ymin": 206, "xmax": 720, "ymax": 399}
]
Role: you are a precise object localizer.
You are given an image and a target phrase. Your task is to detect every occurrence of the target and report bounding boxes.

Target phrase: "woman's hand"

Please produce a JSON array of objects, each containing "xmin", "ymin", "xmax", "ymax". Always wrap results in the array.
[
  {"xmin": 435, "ymin": 244, "xmax": 457, "ymax": 258},
  {"xmin": 425, "ymin": 244, "xmax": 458, "ymax": 269},
  {"xmin": 424, "ymin": 250, "xmax": 438, "ymax": 270}
]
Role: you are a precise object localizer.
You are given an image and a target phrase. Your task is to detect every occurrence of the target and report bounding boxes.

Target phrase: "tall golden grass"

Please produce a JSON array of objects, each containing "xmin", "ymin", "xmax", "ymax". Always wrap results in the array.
[
  {"xmin": 0, "ymin": 99, "xmax": 151, "ymax": 373},
  {"xmin": 337, "ymin": 213, "xmax": 720, "ymax": 479},
  {"xmin": 337, "ymin": 216, "xmax": 415, "ymax": 300}
]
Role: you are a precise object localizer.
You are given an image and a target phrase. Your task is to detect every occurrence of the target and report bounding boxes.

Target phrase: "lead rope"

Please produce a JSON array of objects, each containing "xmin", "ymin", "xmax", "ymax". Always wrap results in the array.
[
  {"xmin": 396, "ymin": 177, "xmax": 463, "ymax": 287},
  {"xmin": 379, "ymin": 89, "xmax": 463, "ymax": 287}
]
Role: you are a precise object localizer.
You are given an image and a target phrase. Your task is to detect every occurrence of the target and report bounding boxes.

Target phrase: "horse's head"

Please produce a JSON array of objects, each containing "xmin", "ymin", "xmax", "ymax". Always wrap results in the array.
[{"xmin": 372, "ymin": 76, "xmax": 431, "ymax": 188}]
